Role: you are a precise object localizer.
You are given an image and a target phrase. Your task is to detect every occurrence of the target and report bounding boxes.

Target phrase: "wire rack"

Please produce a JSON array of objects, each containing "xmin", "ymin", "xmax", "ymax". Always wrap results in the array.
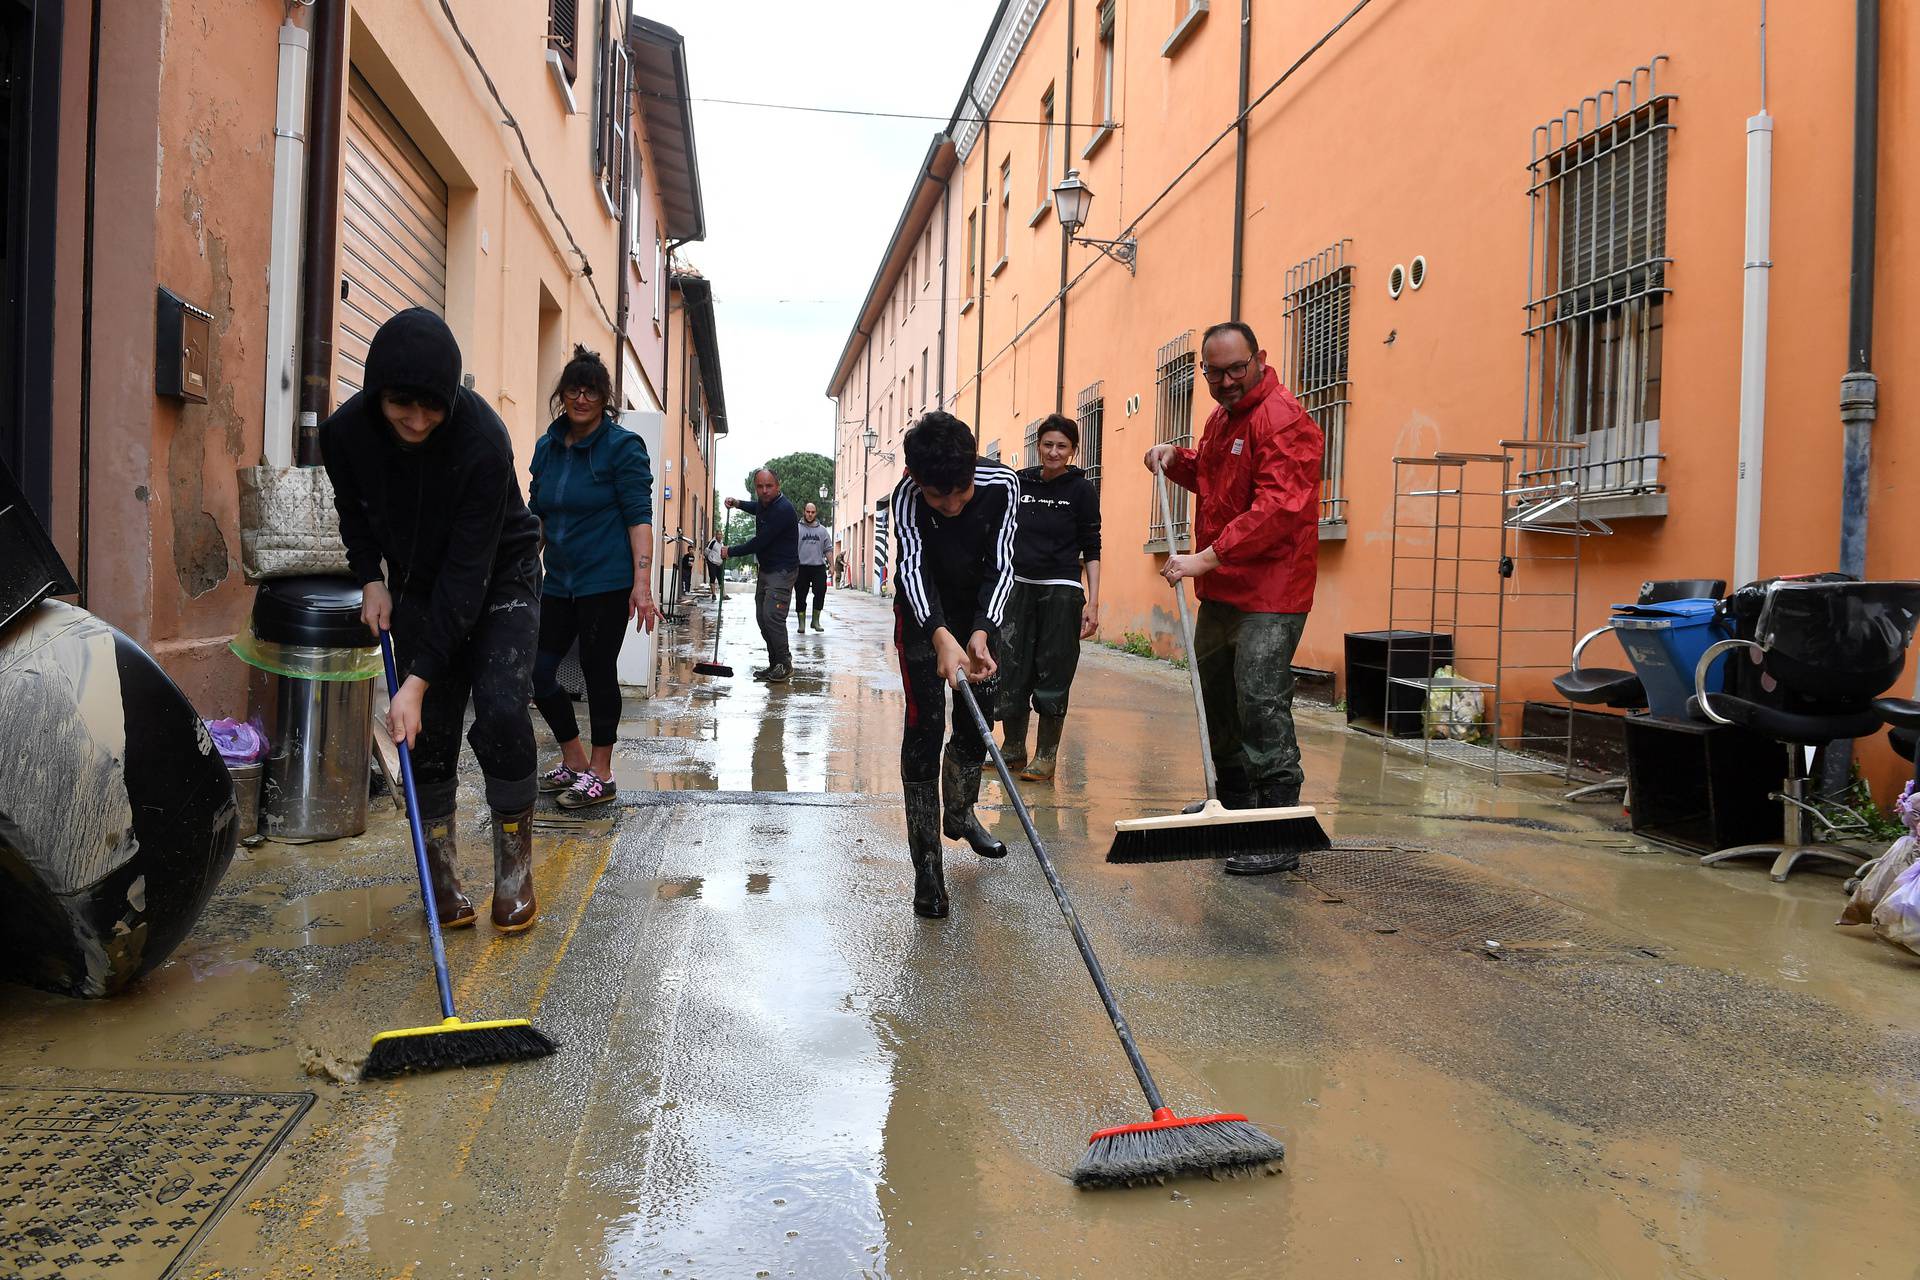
[{"xmin": 1381, "ymin": 443, "xmax": 1610, "ymax": 783}]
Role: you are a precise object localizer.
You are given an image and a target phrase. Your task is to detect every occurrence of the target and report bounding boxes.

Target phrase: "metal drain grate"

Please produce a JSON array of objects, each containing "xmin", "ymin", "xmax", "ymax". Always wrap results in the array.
[
  {"xmin": 0, "ymin": 1087, "xmax": 312, "ymax": 1280},
  {"xmin": 1298, "ymin": 846, "xmax": 1653, "ymax": 958}
]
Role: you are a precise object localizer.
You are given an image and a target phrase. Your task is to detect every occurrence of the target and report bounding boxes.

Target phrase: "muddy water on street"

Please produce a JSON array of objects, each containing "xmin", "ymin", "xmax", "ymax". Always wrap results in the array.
[{"xmin": 5, "ymin": 589, "xmax": 1920, "ymax": 1279}]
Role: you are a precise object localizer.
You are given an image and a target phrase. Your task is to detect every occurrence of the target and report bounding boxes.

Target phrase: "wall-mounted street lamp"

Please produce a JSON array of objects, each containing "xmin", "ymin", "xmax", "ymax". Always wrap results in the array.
[
  {"xmin": 1052, "ymin": 169, "xmax": 1136, "ymax": 276},
  {"xmin": 863, "ymin": 425, "xmax": 895, "ymax": 464}
]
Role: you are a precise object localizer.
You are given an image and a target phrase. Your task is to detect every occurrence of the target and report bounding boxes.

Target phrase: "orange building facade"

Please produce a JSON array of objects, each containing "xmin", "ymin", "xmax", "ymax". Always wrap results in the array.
[{"xmin": 835, "ymin": 0, "xmax": 1919, "ymax": 788}]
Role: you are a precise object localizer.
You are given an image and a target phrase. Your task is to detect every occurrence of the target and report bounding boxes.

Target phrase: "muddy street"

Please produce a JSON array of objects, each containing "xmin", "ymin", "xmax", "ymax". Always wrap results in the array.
[{"xmin": 4, "ymin": 589, "xmax": 1920, "ymax": 1279}]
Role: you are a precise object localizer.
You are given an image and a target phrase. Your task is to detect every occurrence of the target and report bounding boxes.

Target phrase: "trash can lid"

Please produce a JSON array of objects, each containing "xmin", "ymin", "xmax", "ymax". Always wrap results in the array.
[
  {"xmin": 1611, "ymin": 598, "xmax": 1720, "ymax": 622},
  {"xmin": 252, "ymin": 575, "xmax": 377, "ymax": 648}
]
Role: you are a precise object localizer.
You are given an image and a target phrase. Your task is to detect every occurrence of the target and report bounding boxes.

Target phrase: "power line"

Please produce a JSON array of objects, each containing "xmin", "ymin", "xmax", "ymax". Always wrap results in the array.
[
  {"xmin": 636, "ymin": 87, "xmax": 1063, "ymax": 128},
  {"xmin": 436, "ymin": 0, "xmax": 619, "ymax": 335}
]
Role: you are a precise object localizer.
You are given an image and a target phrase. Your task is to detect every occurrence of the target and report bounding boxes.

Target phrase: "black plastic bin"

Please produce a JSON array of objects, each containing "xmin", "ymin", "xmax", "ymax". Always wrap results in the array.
[{"xmin": 1624, "ymin": 715, "xmax": 1786, "ymax": 854}]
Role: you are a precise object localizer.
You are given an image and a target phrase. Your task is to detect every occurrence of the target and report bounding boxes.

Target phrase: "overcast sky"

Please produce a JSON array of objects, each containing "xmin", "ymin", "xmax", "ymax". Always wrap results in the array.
[{"xmin": 646, "ymin": 0, "xmax": 1002, "ymax": 494}]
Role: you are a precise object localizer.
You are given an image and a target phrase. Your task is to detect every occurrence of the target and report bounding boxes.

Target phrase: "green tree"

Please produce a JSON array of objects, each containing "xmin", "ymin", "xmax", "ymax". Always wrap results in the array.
[{"xmin": 736, "ymin": 451, "xmax": 834, "ymax": 525}]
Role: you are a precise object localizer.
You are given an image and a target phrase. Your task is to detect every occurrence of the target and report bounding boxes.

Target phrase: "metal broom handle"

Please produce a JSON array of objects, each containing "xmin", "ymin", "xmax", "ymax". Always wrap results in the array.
[
  {"xmin": 954, "ymin": 678, "xmax": 1168, "ymax": 1115},
  {"xmin": 380, "ymin": 630, "xmax": 458, "ymax": 1022},
  {"xmin": 1155, "ymin": 465, "xmax": 1219, "ymax": 803}
]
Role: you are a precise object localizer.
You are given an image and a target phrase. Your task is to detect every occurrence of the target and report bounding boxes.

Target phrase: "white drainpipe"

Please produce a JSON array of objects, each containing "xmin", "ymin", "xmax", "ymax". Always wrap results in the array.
[
  {"xmin": 1732, "ymin": 111, "xmax": 1773, "ymax": 588},
  {"xmin": 262, "ymin": 23, "xmax": 311, "ymax": 468}
]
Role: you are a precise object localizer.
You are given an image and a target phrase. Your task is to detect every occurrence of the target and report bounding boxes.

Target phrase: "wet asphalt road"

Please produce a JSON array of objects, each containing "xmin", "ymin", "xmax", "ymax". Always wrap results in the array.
[{"xmin": 4, "ymin": 586, "xmax": 1920, "ymax": 1278}]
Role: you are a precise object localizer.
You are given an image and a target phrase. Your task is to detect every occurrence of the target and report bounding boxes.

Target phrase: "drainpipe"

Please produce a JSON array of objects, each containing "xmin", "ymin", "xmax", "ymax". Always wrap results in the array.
[
  {"xmin": 971, "ymin": 91, "xmax": 990, "ymax": 431},
  {"xmin": 295, "ymin": 0, "xmax": 346, "ymax": 468},
  {"xmin": 77, "ymin": 0, "xmax": 104, "ymax": 603},
  {"xmin": 862, "ymin": 336, "xmax": 874, "ymax": 591},
  {"xmin": 937, "ymin": 179, "xmax": 951, "ymax": 406},
  {"xmin": 1229, "ymin": 0, "xmax": 1252, "ymax": 319},
  {"xmin": 1837, "ymin": 0, "xmax": 1878, "ymax": 580},
  {"xmin": 1054, "ymin": 0, "xmax": 1075, "ymax": 415},
  {"xmin": 1732, "ymin": 20, "xmax": 1772, "ymax": 587},
  {"xmin": 614, "ymin": 194, "xmax": 631, "ymax": 408},
  {"xmin": 262, "ymin": 22, "xmax": 310, "ymax": 469}
]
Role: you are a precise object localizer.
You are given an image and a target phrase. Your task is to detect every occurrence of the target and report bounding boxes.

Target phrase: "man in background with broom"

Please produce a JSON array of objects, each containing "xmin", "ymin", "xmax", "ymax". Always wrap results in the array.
[{"xmin": 1142, "ymin": 320, "xmax": 1323, "ymax": 876}]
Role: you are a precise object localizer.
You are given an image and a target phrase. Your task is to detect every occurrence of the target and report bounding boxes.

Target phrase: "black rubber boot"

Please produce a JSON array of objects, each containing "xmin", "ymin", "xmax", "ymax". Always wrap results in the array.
[
  {"xmin": 942, "ymin": 748, "xmax": 1008, "ymax": 859},
  {"xmin": 905, "ymin": 781, "xmax": 948, "ymax": 918},
  {"xmin": 1224, "ymin": 783, "xmax": 1306, "ymax": 877},
  {"xmin": 999, "ymin": 709, "xmax": 1030, "ymax": 773},
  {"xmin": 1020, "ymin": 715, "xmax": 1064, "ymax": 782}
]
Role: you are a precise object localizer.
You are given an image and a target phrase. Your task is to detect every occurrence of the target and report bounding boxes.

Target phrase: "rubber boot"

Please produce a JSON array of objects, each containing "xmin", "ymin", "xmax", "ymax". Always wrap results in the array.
[
  {"xmin": 490, "ymin": 805, "xmax": 538, "ymax": 932},
  {"xmin": 905, "ymin": 781, "xmax": 948, "ymax": 918},
  {"xmin": 942, "ymin": 748, "xmax": 1008, "ymax": 859},
  {"xmin": 1224, "ymin": 783, "xmax": 1306, "ymax": 877},
  {"xmin": 999, "ymin": 708, "xmax": 1030, "ymax": 773},
  {"xmin": 422, "ymin": 812, "xmax": 476, "ymax": 929},
  {"xmin": 1020, "ymin": 715, "xmax": 1064, "ymax": 782},
  {"xmin": 811, "ymin": 607, "xmax": 825, "ymax": 632}
]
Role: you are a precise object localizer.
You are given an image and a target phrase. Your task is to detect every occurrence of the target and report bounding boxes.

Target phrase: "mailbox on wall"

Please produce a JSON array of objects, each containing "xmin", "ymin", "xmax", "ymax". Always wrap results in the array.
[{"xmin": 155, "ymin": 287, "xmax": 212, "ymax": 404}]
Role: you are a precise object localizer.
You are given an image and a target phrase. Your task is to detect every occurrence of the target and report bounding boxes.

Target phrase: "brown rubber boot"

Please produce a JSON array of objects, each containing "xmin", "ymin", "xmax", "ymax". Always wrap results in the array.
[
  {"xmin": 489, "ymin": 805, "xmax": 538, "ymax": 932},
  {"xmin": 999, "ymin": 709, "xmax": 1030, "ymax": 773},
  {"xmin": 905, "ymin": 781, "xmax": 948, "ymax": 918},
  {"xmin": 1020, "ymin": 715, "xmax": 1065, "ymax": 782},
  {"xmin": 422, "ymin": 813, "xmax": 476, "ymax": 929}
]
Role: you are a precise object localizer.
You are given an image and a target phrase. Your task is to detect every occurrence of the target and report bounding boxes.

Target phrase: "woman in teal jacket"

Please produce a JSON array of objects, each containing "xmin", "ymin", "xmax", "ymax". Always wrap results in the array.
[{"xmin": 529, "ymin": 346, "xmax": 658, "ymax": 808}]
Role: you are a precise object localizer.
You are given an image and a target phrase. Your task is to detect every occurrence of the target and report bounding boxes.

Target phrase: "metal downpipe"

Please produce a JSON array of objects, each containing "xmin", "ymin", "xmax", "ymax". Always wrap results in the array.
[
  {"xmin": 295, "ymin": 0, "xmax": 346, "ymax": 468},
  {"xmin": 1837, "ymin": 0, "xmax": 1878, "ymax": 580}
]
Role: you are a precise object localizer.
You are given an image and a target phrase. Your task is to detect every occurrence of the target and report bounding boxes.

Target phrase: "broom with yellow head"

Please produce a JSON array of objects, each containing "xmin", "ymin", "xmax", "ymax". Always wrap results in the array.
[{"xmin": 363, "ymin": 630, "xmax": 556, "ymax": 1079}]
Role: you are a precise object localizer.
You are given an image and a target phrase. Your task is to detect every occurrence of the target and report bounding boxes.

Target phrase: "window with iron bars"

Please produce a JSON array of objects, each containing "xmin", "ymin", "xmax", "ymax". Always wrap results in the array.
[
  {"xmin": 1023, "ymin": 417, "xmax": 1044, "ymax": 468},
  {"xmin": 1150, "ymin": 332, "xmax": 1195, "ymax": 548},
  {"xmin": 1521, "ymin": 57, "xmax": 1672, "ymax": 505},
  {"xmin": 1283, "ymin": 240, "xmax": 1351, "ymax": 527},
  {"xmin": 1076, "ymin": 381, "xmax": 1104, "ymax": 497}
]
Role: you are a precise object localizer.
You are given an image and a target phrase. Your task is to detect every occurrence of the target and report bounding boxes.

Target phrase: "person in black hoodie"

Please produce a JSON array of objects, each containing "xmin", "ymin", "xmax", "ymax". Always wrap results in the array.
[
  {"xmin": 889, "ymin": 412, "xmax": 1018, "ymax": 919},
  {"xmin": 320, "ymin": 308, "xmax": 545, "ymax": 933},
  {"xmin": 998, "ymin": 414, "xmax": 1102, "ymax": 782}
]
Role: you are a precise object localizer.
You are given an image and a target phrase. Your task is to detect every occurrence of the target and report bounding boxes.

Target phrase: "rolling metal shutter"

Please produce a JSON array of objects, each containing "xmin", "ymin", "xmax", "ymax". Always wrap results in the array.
[{"xmin": 337, "ymin": 72, "xmax": 449, "ymax": 403}]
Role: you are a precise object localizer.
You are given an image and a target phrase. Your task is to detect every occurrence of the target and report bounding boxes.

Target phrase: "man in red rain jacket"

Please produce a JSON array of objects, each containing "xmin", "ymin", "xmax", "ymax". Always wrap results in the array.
[{"xmin": 1142, "ymin": 320, "xmax": 1323, "ymax": 876}]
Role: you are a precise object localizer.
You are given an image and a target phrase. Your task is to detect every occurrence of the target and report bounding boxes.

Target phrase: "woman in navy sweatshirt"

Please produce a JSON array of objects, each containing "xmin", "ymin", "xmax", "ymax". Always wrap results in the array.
[
  {"xmin": 527, "ymin": 346, "xmax": 657, "ymax": 810},
  {"xmin": 998, "ymin": 413, "xmax": 1101, "ymax": 781},
  {"xmin": 320, "ymin": 308, "xmax": 544, "ymax": 933}
]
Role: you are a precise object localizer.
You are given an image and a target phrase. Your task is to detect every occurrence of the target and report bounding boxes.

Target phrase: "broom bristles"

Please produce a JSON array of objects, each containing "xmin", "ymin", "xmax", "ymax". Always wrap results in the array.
[
  {"xmin": 693, "ymin": 661, "xmax": 733, "ymax": 676},
  {"xmin": 1107, "ymin": 803, "xmax": 1330, "ymax": 864},
  {"xmin": 362, "ymin": 1017, "xmax": 557, "ymax": 1080},
  {"xmin": 1073, "ymin": 1115, "xmax": 1286, "ymax": 1189}
]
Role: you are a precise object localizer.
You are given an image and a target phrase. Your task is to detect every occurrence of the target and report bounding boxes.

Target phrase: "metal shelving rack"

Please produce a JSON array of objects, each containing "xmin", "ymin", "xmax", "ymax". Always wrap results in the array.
[{"xmin": 1381, "ymin": 443, "xmax": 1609, "ymax": 783}]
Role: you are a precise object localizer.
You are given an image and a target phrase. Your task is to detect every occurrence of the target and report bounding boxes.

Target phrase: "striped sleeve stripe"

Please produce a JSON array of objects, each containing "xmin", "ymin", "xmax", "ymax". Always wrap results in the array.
[
  {"xmin": 891, "ymin": 477, "xmax": 933, "ymax": 625},
  {"xmin": 975, "ymin": 464, "xmax": 1020, "ymax": 626}
]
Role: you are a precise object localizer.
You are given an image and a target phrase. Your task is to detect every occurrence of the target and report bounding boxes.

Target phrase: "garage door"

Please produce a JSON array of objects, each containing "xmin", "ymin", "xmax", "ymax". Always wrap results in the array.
[{"xmin": 337, "ymin": 71, "xmax": 449, "ymax": 403}]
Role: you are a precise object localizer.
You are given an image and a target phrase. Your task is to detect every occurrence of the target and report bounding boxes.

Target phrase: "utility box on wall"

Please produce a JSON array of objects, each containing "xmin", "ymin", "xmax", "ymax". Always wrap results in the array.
[{"xmin": 155, "ymin": 287, "xmax": 213, "ymax": 404}]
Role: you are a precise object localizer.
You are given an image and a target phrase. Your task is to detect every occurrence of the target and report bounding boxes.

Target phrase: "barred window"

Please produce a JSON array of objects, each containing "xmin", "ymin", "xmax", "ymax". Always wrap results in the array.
[
  {"xmin": 1522, "ymin": 57, "xmax": 1673, "ymax": 502},
  {"xmin": 1283, "ymin": 240, "xmax": 1351, "ymax": 526},
  {"xmin": 1150, "ymin": 332, "xmax": 1195, "ymax": 547},
  {"xmin": 1076, "ymin": 381, "xmax": 1104, "ymax": 496},
  {"xmin": 1024, "ymin": 417, "xmax": 1044, "ymax": 468}
]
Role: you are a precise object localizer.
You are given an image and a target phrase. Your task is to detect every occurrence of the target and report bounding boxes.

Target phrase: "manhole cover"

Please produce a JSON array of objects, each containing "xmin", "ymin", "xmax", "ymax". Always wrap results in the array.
[
  {"xmin": 1298, "ymin": 846, "xmax": 1653, "ymax": 959},
  {"xmin": 0, "ymin": 1087, "xmax": 313, "ymax": 1280}
]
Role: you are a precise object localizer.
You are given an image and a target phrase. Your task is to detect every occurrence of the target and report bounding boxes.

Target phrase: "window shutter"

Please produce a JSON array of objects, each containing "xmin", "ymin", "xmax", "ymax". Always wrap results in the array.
[
  {"xmin": 1098, "ymin": 0, "xmax": 1116, "ymax": 38},
  {"xmin": 549, "ymin": 0, "xmax": 578, "ymax": 82},
  {"xmin": 1557, "ymin": 116, "xmax": 1667, "ymax": 310}
]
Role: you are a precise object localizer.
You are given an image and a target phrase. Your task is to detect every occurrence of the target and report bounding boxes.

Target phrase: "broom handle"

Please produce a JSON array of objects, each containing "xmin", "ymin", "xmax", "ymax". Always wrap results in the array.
[
  {"xmin": 1155, "ymin": 466, "xmax": 1219, "ymax": 802},
  {"xmin": 955, "ymin": 679, "xmax": 1168, "ymax": 1115},
  {"xmin": 380, "ymin": 631, "xmax": 458, "ymax": 1022}
]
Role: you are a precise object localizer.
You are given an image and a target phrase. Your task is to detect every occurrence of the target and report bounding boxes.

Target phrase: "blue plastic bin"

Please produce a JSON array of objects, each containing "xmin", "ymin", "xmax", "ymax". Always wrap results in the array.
[{"xmin": 1610, "ymin": 598, "xmax": 1730, "ymax": 721}]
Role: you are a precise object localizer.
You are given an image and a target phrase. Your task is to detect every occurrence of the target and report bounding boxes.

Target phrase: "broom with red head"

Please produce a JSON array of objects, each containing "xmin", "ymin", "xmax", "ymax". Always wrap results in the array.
[{"xmin": 954, "ymin": 679, "xmax": 1286, "ymax": 1188}]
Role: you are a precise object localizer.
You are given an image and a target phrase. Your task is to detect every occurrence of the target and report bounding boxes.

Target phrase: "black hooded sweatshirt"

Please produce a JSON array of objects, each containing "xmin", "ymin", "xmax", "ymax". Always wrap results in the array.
[
  {"xmin": 320, "ymin": 308, "xmax": 540, "ymax": 686},
  {"xmin": 1012, "ymin": 464, "xmax": 1101, "ymax": 585}
]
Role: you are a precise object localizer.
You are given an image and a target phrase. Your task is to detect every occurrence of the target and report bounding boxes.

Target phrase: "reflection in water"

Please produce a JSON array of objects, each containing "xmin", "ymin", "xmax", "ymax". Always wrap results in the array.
[
  {"xmin": 746, "ymin": 872, "xmax": 774, "ymax": 895},
  {"xmin": 656, "ymin": 877, "xmax": 704, "ymax": 901}
]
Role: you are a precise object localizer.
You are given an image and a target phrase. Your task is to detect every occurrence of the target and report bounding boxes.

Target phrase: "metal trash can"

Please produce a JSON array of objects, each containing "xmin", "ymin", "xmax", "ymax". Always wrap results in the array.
[{"xmin": 230, "ymin": 576, "xmax": 379, "ymax": 841}]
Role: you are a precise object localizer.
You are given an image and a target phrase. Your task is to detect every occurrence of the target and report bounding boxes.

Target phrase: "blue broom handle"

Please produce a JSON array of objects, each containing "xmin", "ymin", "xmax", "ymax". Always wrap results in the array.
[
  {"xmin": 954, "ymin": 678, "xmax": 1168, "ymax": 1115},
  {"xmin": 1155, "ymin": 466, "xmax": 1219, "ymax": 803},
  {"xmin": 380, "ymin": 630, "xmax": 458, "ymax": 1022}
]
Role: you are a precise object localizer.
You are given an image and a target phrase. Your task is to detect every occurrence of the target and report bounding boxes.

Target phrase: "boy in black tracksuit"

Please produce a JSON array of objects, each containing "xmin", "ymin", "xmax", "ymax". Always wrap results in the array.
[
  {"xmin": 890, "ymin": 413, "xmax": 1019, "ymax": 919},
  {"xmin": 321, "ymin": 308, "xmax": 546, "ymax": 933}
]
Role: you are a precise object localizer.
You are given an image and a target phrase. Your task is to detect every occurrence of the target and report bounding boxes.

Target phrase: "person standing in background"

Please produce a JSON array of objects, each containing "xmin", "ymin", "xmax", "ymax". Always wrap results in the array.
[
  {"xmin": 794, "ymin": 502, "xmax": 832, "ymax": 632},
  {"xmin": 527, "ymin": 346, "xmax": 659, "ymax": 813},
  {"xmin": 719, "ymin": 468, "xmax": 800, "ymax": 681},
  {"xmin": 998, "ymin": 414, "xmax": 1100, "ymax": 782}
]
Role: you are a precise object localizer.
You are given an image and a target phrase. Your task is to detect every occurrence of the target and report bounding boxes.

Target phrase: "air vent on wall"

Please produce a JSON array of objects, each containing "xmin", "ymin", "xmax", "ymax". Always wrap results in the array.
[
  {"xmin": 1387, "ymin": 264, "xmax": 1406, "ymax": 299},
  {"xmin": 1409, "ymin": 255, "xmax": 1428, "ymax": 290}
]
